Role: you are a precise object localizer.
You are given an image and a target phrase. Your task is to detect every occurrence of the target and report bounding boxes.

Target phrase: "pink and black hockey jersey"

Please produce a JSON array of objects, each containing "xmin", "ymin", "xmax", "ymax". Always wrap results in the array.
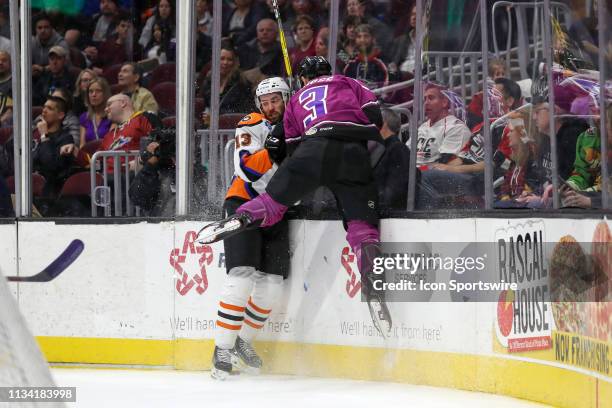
[{"xmin": 283, "ymin": 75, "xmax": 380, "ymax": 143}]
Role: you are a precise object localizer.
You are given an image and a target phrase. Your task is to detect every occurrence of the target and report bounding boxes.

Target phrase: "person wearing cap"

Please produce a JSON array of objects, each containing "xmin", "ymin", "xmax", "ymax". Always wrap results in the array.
[
  {"xmin": 33, "ymin": 46, "xmax": 77, "ymax": 106},
  {"xmin": 31, "ymin": 13, "xmax": 69, "ymax": 77},
  {"xmin": 530, "ymin": 75, "xmax": 589, "ymax": 182}
]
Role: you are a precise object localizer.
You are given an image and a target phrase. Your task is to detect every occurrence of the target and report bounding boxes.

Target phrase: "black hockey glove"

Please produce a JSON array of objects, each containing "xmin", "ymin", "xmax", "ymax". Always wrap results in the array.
[{"xmin": 265, "ymin": 124, "xmax": 287, "ymax": 164}]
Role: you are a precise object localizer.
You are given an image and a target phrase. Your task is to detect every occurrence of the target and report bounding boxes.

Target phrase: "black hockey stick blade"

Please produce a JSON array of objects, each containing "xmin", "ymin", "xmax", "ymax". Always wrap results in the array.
[
  {"xmin": 196, "ymin": 214, "xmax": 257, "ymax": 244},
  {"xmin": 7, "ymin": 239, "xmax": 84, "ymax": 282}
]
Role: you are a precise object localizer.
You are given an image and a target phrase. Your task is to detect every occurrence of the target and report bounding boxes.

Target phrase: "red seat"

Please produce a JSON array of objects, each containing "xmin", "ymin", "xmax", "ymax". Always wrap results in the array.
[
  {"xmin": 81, "ymin": 139, "xmax": 103, "ymax": 156},
  {"xmin": 68, "ymin": 66, "xmax": 82, "ymax": 80},
  {"xmin": 31, "ymin": 106, "xmax": 43, "ymax": 120},
  {"xmin": 110, "ymin": 83, "xmax": 123, "ymax": 95},
  {"xmin": 150, "ymin": 81, "xmax": 176, "ymax": 116},
  {"xmin": 0, "ymin": 126, "xmax": 12, "ymax": 145},
  {"xmin": 69, "ymin": 47, "xmax": 86, "ymax": 69},
  {"xmin": 162, "ymin": 116, "xmax": 176, "ymax": 127},
  {"xmin": 219, "ymin": 113, "xmax": 247, "ymax": 129},
  {"xmin": 103, "ymin": 63, "xmax": 123, "ymax": 85},
  {"xmin": 7, "ymin": 174, "xmax": 46, "ymax": 197},
  {"xmin": 60, "ymin": 171, "xmax": 103, "ymax": 197},
  {"xmin": 148, "ymin": 62, "xmax": 175, "ymax": 84}
]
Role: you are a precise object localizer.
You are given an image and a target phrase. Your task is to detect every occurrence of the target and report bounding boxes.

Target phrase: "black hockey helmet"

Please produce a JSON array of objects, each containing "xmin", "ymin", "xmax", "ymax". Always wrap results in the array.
[{"xmin": 298, "ymin": 56, "xmax": 332, "ymax": 80}]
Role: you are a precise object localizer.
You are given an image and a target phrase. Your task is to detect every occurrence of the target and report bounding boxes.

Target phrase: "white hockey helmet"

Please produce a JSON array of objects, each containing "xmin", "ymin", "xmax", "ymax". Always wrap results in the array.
[{"xmin": 255, "ymin": 77, "xmax": 290, "ymax": 112}]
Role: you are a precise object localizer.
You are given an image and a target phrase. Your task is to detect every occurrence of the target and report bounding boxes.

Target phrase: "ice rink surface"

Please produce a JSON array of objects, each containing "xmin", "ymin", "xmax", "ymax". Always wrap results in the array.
[{"xmin": 52, "ymin": 368, "xmax": 549, "ymax": 408}]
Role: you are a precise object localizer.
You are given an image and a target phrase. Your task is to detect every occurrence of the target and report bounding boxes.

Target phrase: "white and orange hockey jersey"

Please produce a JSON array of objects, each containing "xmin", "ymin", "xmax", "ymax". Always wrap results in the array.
[{"xmin": 226, "ymin": 113, "xmax": 279, "ymax": 201}]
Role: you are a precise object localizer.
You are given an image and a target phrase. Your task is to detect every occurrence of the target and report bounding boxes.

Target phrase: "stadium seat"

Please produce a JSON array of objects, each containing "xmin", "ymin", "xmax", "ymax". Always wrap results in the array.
[
  {"xmin": 31, "ymin": 106, "xmax": 43, "ymax": 120},
  {"xmin": 60, "ymin": 171, "xmax": 103, "ymax": 197},
  {"xmin": 219, "ymin": 113, "xmax": 247, "ymax": 129},
  {"xmin": 149, "ymin": 63, "xmax": 175, "ymax": 85},
  {"xmin": 110, "ymin": 83, "xmax": 123, "ymax": 95},
  {"xmin": 162, "ymin": 116, "xmax": 176, "ymax": 128},
  {"xmin": 0, "ymin": 126, "xmax": 12, "ymax": 145},
  {"xmin": 7, "ymin": 174, "xmax": 46, "ymax": 197},
  {"xmin": 81, "ymin": 139, "xmax": 103, "ymax": 156},
  {"xmin": 68, "ymin": 66, "xmax": 82, "ymax": 80},
  {"xmin": 69, "ymin": 47, "xmax": 86, "ymax": 69},
  {"xmin": 151, "ymin": 82, "xmax": 176, "ymax": 116},
  {"xmin": 103, "ymin": 63, "xmax": 123, "ymax": 85}
]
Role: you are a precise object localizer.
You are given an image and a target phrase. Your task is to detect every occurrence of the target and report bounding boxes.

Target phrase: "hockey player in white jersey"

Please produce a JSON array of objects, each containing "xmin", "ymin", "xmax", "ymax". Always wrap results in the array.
[{"xmin": 211, "ymin": 77, "xmax": 291, "ymax": 380}]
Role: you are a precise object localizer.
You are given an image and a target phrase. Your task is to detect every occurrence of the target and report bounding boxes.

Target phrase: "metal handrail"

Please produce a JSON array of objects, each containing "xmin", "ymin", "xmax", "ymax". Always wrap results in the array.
[{"xmin": 90, "ymin": 150, "xmax": 141, "ymax": 217}]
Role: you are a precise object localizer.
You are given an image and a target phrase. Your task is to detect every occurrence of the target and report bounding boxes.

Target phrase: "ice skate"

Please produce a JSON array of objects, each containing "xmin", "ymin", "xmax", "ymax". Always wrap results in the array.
[
  {"xmin": 211, "ymin": 346, "xmax": 237, "ymax": 380},
  {"xmin": 366, "ymin": 290, "xmax": 393, "ymax": 339},
  {"xmin": 232, "ymin": 336, "xmax": 262, "ymax": 375},
  {"xmin": 196, "ymin": 213, "xmax": 254, "ymax": 244}
]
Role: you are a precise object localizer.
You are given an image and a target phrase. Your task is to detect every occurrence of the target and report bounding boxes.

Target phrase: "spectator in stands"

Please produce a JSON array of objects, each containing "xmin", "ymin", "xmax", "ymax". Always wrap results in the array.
[
  {"xmin": 0, "ymin": 89, "xmax": 12, "ymax": 127},
  {"xmin": 139, "ymin": 0, "xmax": 176, "ymax": 50},
  {"xmin": 530, "ymin": 75, "xmax": 588, "ymax": 182},
  {"xmin": 408, "ymin": 84, "xmax": 471, "ymax": 168},
  {"xmin": 117, "ymin": 62, "xmax": 159, "ymax": 114},
  {"xmin": 93, "ymin": 12, "xmax": 131, "ymax": 72},
  {"xmin": 488, "ymin": 58, "xmax": 507, "ymax": 81},
  {"xmin": 73, "ymin": 69, "xmax": 97, "ymax": 116},
  {"xmin": 314, "ymin": 28, "xmax": 344, "ymax": 72},
  {"xmin": 97, "ymin": 93, "xmax": 158, "ymax": 174},
  {"xmin": 79, "ymin": 77, "xmax": 112, "ymax": 147},
  {"xmin": 389, "ymin": 4, "xmax": 416, "ymax": 76},
  {"xmin": 0, "ymin": 51, "xmax": 11, "ymax": 96},
  {"xmin": 0, "ymin": 174, "xmax": 13, "ymax": 217},
  {"xmin": 201, "ymin": 40, "xmax": 254, "ymax": 122},
  {"xmin": 343, "ymin": 24, "xmax": 389, "ymax": 89},
  {"xmin": 195, "ymin": 24, "xmax": 213, "ymax": 73},
  {"xmin": 238, "ymin": 18, "xmax": 285, "ymax": 77},
  {"xmin": 337, "ymin": 15, "xmax": 363, "ymax": 68},
  {"xmin": 289, "ymin": 16, "xmax": 317, "ymax": 73},
  {"xmin": 345, "ymin": 0, "xmax": 391, "ymax": 58},
  {"xmin": 265, "ymin": 0, "xmax": 295, "ymax": 48},
  {"xmin": 494, "ymin": 114, "xmax": 542, "ymax": 208},
  {"xmin": 49, "ymin": 88, "xmax": 81, "ymax": 145},
  {"xmin": 31, "ymin": 13, "xmax": 69, "ymax": 77},
  {"xmin": 560, "ymin": 104, "xmax": 612, "ymax": 209},
  {"xmin": 495, "ymin": 78, "xmax": 522, "ymax": 112},
  {"xmin": 32, "ymin": 96, "xmax": 76, "ymax": 197},
  {"xmin": 372, "ymin": 108, "xmax": 411, "ymax": 211},
  {"xmin": 197, "ymin": 0, "xmax": 212, "ymax": 35},
  {"xmin": 465, "ymin": 82, "xmax": 508, "ymax": 129},
  {"xmin": 33, "ymin": 46, "xmax": 77, "ymax": 106},
  {"xmin": 143, "ymin": 22, "xmax": 174, "ymax": 65},
  {"xmin": 222, "ymin": 0, "xmax": 268, "ymax": 46},
  {"xmin": 290, "ymin": 0, "xmax": 320, "ymax": 26},
  {"xmin": 90, "ymin": 0, "xmax": 121, "ymax": 44},
  {"xmin": 64, "ymin": 28, "xmax": 87, "ymax": 69}
]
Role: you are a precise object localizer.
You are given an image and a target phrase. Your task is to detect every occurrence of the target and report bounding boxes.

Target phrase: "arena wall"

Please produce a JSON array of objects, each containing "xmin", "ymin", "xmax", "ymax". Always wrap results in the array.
[{"xmin": 1, "ymin": 217, "xmax": 610, "ymax": 408}]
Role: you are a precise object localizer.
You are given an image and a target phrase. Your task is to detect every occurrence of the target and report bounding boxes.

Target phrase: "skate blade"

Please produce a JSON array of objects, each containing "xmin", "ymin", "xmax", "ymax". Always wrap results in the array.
[
  {"xmin": 211, "ymin": 367, "xmax": 236, "ymax": 380},
  {"xmin": 231, "ymin": 355, "xmax": 261, "ymax": 375},
  {"xmin": 368, "ymin": 297, "xmax": 392, "ymax": 339},
  {"xmin": 196, "ymin": 218, "xmax": 244, "ymax": 244}
]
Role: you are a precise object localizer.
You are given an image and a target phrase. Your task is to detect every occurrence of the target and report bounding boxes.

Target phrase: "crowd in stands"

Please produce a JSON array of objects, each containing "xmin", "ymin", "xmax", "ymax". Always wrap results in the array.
[{"xmin": 0, "ymin": 0, "xmax": 610, "ymax": 218}]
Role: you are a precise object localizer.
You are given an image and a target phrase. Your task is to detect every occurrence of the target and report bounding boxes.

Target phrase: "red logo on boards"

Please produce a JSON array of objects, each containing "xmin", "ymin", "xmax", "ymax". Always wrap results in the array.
[
  {"xmin": 169, "ymin": 231, "xmax": 213, "ymax": 296},
  {"xmin": 340, "ymin": 246, "xmax": 361, "ymax": 298}
]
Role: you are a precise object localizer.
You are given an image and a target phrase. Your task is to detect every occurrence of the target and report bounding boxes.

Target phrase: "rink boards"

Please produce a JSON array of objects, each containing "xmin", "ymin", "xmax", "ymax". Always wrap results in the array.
[{"xmin": 0, "ymin": 217, "xmax": 610, "ymax": 408}]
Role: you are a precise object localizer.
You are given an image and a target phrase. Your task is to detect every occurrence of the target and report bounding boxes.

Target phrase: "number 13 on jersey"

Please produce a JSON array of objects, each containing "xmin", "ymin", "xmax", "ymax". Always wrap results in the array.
[{"xmin": 299, "ymin": 85, "xmax": 328, "ymax": 128}]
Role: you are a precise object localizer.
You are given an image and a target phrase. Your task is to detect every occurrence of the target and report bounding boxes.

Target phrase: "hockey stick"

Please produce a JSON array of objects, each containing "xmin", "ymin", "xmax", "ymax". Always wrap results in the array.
[
  {"xmin": 271, "ymin": 0, "xmax": 294, "ymax": 89},
  {"xmin": 196, "ymin": 213, "xmax": 262, "ymax": 245},
  {"xmin": 6, "ymin": 239, "xmax": 84, "ymax": 282}
]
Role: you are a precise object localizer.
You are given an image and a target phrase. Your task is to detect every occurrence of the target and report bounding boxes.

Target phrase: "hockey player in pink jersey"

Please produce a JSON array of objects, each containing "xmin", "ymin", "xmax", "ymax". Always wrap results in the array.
[{"xmin": 198, "ymin": 56, "xmax": 392, "ymax": 337}]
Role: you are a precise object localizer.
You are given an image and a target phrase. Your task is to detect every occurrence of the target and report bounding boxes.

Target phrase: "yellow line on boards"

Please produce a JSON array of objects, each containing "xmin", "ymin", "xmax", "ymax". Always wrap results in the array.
[{"xmin": 36, "ymin": 337, "xmax": 609, "ymax": 408}]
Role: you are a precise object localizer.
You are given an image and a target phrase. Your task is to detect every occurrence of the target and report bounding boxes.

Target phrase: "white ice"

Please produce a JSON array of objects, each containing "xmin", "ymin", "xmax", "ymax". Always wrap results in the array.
[{"xmin": 51, "ymin": 368, "xmax": 549, "ymax": 408}]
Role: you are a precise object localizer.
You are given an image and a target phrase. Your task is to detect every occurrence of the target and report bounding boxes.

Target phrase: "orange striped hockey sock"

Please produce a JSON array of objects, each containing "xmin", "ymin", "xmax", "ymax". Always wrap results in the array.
[
  {"xmin": 215, "ymin": 267, "xmax": 255, "ymax": 349},
  {"xmin": 239, "ymin": 273, "xmax": 283, "ymax": 343}
]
